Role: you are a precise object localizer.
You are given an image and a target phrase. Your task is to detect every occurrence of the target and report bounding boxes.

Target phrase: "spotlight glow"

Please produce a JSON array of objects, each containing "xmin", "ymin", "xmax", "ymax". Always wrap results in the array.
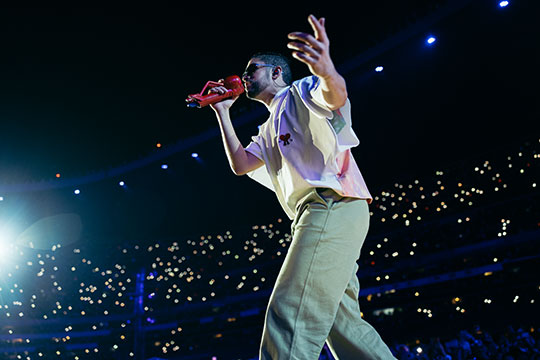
[
  {"xmin": 375, "ymin": 66, "xmax": 384, "ymax": 72},
  {"xmin": 427, "ymin": 36, "xmax": 436, "ymax": 45},
  {"xmin": 191, "ymin": 153, "xmax": 199, "ymax": 158},
  {"xmin": 119, "ymin": 181, "xmax": 125, "ymax": 187},
  {"xmin": 74, "ymin": 189, "xmax": 81, "ymax": 195},
  {"xmin": 0, "ymin": 240, "xmax": 11, "ymax": 262},
  {"xmin": 499, "ymin": 1, "xmax": 509, "ymax": 7},
  {"xmin": 161, "ymin": 164, "xmax": 168, "ymax": 170},
  {"xmin": 0, "ymin": 225, "xmax": 17, "ymax": 262}
]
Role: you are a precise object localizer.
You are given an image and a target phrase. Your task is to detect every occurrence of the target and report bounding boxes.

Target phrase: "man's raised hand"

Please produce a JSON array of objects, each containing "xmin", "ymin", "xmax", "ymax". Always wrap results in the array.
[{"xmin": 287, "ymin": 14, "xmax": 338, "ymax": 80}]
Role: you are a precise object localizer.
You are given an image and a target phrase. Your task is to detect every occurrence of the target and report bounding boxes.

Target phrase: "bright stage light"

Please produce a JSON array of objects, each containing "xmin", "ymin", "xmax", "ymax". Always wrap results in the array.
[
  {"xmin": 0, "ymin": 226, "xmax": 16, "ymax": 263},
  {"xmin": 499, "ymin": 1, "xmax": 509, "ymax": 7},
  {"xmin": 426, "ymin": 36, "xmax": 436, "ymax": 45},
  {"xmin": 15, "ymin": 214, "xmax": 82, "ymax": 250},
  {"xmin": 119, "ymin": 181, "xmax": 125, "ymax": 187},
  {"xmin": 74, "ymin": 189, "xmax": 81, "ymax": 195},
  {"xmin": 191, "ymin": 153, "xmax": 199, "ymax": 158},
  {"xmin": 161, "ymin": 164, "xmax": 168, "ymax": 170},
  {"xmin": 375, "ymin": 66, "xmax": 384, "ymax": 72}
]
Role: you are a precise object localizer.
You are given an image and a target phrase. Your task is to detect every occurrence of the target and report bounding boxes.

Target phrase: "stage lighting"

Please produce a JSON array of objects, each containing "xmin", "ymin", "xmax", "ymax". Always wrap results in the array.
[
  {"xmin": 426, "ymin": 36, "xmax": 436, "ymax": 45},
  {"xmin": 375, "ymin": 66, "xmax": 384, "ymax": 72},
  {"xmin": 499, "ymin": 1, "xmax": 509, "ymax": 7},
  {"xmin": 15, "ymin": 214, "xmax": 82, "ymax": 250},
  {"xmin": 74, "ymin": 189, "xmax": 81, "ymax": 195},
  {"xmin": 0, "ymin": 227, "xmax": 16, "ymax": 262},
  {"xmin": 161, "ymin": 164, "xmax": 168, "ymax": 170},
  {"xmin": 191, "ymin": 153, "xmax": 199, "ymax": 158},
  {"xmin": 0, "ymin": 196, "xmax": 4, "ymax": 201},
  {"xmin": 119, "ymin": 181, "xmax": 125, "ymax": 187}
]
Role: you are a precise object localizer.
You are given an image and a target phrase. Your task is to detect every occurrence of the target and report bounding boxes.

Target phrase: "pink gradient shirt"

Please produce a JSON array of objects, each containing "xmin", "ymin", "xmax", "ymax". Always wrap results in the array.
[{"xmin": 245, "ymin": 75, "xmax": 372, "ymax": 219}]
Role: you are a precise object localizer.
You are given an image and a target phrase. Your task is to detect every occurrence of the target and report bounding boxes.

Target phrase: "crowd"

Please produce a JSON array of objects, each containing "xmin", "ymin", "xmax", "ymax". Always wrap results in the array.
[
  {"xmin": 392, "ymin": 325, "xmax": 540, "ymax": 360},
  {"xmin": 0, "ymin": 138, "xmax": 538, "ymax": 359}
]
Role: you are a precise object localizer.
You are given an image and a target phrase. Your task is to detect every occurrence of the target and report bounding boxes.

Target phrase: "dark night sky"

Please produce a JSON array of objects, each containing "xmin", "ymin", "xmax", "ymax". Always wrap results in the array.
[{"xmin": 0, "ymin": 1, "xmax": 538, "ymax": 247}]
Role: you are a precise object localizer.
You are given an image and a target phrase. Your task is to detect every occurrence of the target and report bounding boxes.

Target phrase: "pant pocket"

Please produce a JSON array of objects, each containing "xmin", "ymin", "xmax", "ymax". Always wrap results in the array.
[{"xmin": 291, "ymin": 188, "xmax": 329, "ymax": 236}]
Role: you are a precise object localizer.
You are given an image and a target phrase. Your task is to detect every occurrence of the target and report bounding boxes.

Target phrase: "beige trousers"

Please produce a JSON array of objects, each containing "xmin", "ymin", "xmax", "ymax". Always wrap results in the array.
[{"xmin": 260, "ymin": 188, "xmax": 396, "ymax": 360}]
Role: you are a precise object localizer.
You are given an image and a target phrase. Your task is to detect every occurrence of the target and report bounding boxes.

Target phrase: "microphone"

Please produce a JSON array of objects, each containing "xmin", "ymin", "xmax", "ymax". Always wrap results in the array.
[{"xmin": 186, "ymin": 75, "xmax": 244, "ymax": 108}]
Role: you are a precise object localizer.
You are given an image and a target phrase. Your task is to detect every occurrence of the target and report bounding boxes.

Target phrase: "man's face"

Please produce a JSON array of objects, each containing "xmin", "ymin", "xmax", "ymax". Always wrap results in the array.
[{"xmin": 242, "ymin": 58, "xmax": 273, "ymax": 100}]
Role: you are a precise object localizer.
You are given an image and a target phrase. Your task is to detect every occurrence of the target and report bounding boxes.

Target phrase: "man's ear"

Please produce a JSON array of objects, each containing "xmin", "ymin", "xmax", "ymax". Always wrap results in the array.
[{"xmin": 272, "ymin": 66, "xmax": 282, "ymax": 79}]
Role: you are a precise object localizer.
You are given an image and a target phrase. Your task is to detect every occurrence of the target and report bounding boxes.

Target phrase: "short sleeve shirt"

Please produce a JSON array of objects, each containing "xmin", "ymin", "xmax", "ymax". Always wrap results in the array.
[{"xmin": 245, "ymin": 75, "xmax": 372, "ymax": 219}]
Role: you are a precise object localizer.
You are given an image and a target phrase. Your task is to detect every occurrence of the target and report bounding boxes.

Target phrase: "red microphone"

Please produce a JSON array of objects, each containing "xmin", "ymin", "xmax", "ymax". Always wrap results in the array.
[{"xmin": 186, "ymin": 75, "xmax": 244, "ymax": 108}]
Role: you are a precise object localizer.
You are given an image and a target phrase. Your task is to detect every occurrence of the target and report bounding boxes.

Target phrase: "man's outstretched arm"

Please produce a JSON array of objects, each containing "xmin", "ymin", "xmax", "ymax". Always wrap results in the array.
[{"xmin": 287, "ymin": 15, "xmax": 347, "ymax": 110}]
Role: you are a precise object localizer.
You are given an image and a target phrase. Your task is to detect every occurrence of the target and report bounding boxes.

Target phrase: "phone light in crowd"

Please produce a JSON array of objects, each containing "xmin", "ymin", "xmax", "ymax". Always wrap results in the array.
[
  {"xmin": 161, "ymin": 164, "xmax": 168, "ymax": 170},
  {"xmin": 426, "ymin": 36, "xmax": 437, "ymax": 45},
  {"xmin": 499, "ymin": 1, "xmax": 509, "ymax": 7},
  {"xmin": 375, "ymin": 66, "xmax": 384, "ymax": 72},
  {"xmin": 191, "ymin": 153, "xmax": 199, "ymax": 159}
]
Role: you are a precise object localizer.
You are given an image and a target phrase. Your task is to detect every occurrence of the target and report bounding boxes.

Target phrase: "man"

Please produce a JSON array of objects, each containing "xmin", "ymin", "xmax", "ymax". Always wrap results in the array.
[{"xmin": 210, "ymin": 14, "xmax": 396, "ymax": 360}]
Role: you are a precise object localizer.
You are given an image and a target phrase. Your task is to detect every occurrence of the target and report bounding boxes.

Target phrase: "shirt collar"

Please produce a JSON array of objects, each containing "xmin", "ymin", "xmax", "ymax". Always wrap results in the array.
[{"xmin": 268, "ymin": 85, "xmax": 290, "ymax": 109}]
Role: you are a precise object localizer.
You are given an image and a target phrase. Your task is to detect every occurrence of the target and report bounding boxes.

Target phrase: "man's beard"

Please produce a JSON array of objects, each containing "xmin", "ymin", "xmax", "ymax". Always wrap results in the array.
[
  {"xmin": 245, "ymin": 78, "xmax": 268, "ymax": 100},
  {"xmin": 245, "ymin": 83, "xmax": 262, "ymax": 99}
]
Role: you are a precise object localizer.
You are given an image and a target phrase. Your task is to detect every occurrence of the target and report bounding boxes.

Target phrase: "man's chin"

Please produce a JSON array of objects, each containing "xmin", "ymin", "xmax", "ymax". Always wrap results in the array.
[{"xmin": 245, "ymin": 89, "xmax": 259, "ymax": 100}]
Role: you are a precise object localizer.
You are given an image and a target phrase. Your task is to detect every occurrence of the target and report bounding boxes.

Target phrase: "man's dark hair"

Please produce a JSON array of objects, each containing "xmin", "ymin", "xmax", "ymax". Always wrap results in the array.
[{"xmin": 250, "ymin": 51, "xmax": 293, "ymax": 85}]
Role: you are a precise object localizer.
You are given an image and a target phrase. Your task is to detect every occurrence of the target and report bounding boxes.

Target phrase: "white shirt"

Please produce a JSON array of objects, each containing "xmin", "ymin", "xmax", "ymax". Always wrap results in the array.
[{"xmin": 245, "ymin": 75, "xmax": 372, "ymax": 219}]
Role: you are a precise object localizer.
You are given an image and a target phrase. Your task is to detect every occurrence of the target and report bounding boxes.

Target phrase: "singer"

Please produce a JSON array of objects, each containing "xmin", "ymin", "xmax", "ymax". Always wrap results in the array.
[{"xmin": 210, "ymin": 15, "xmax": 396, "ymax": 359}]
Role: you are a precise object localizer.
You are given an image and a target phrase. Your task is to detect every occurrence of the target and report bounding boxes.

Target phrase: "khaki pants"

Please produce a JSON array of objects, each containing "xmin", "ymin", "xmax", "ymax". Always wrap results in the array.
[{"xmin": 260, "ymin": 188, "xmax": 396, "ymax": 360}]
